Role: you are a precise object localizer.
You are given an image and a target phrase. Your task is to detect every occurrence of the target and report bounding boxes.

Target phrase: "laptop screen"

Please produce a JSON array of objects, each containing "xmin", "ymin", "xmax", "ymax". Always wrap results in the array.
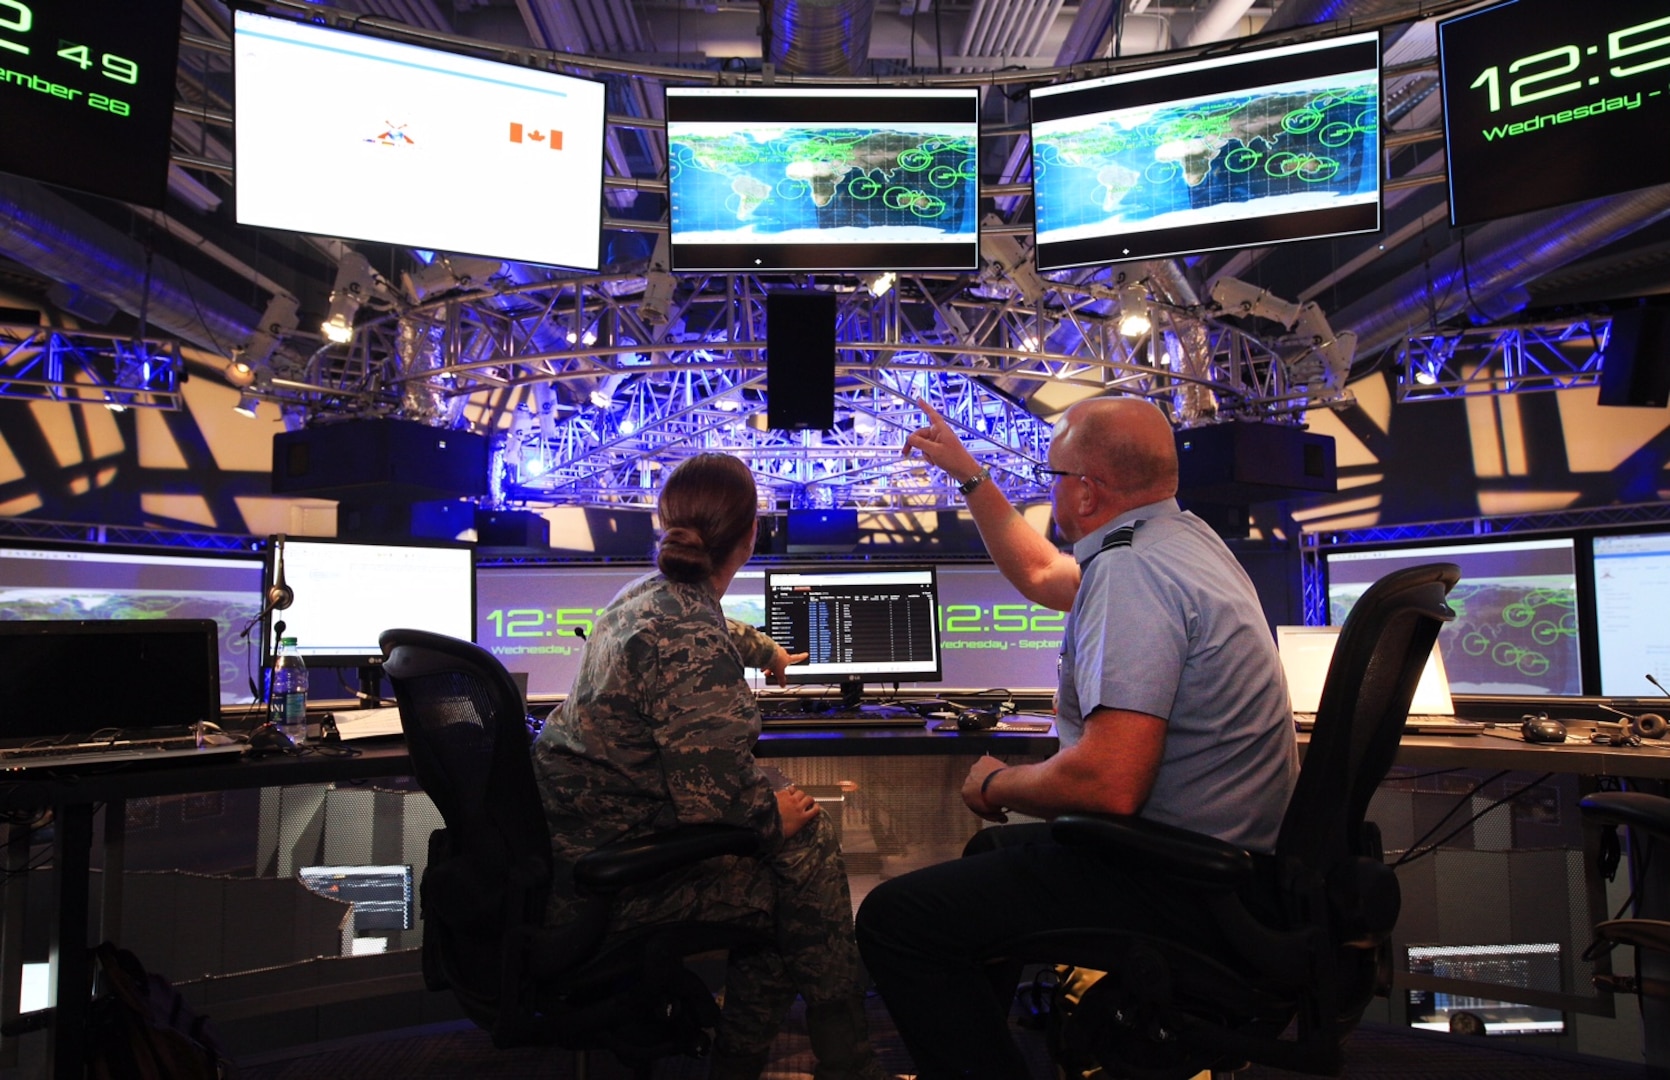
[
  {"xmin": 0, "ymin": 619, "xmax": 221, "ymax": 740},
  {"xmin": 1276, "ymin": 625, "xmax": 1454, "ymax": 715}
]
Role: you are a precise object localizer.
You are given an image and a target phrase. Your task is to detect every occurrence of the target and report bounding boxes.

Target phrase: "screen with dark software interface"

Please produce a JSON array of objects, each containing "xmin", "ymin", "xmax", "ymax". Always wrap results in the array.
[{"xmin": 765, "ymin": 566, "xmax": 942, "ymax": 687}]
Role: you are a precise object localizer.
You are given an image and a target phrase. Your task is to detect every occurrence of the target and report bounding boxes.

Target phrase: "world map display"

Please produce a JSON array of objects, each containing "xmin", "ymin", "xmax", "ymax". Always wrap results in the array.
[
  {"xmin": 1033, "ymin": 74, "xmax": 1380, "ymax": 243},
  {"xmin": 667, "ymin": 125, "xmax": 979, "ymax": 244}
]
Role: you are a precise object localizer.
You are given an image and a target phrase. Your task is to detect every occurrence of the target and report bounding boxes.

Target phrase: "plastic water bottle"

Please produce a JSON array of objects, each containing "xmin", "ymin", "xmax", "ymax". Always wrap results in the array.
[{"xmin": 270, "ymin": 637, "xmax": 309, "ymax": 744}]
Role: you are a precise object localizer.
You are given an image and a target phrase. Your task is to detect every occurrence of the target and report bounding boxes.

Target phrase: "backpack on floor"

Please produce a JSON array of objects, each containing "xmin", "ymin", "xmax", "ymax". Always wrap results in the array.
[{"xmin": 86, "ymin": 942, "xmax": 238, "ymax": 1080}]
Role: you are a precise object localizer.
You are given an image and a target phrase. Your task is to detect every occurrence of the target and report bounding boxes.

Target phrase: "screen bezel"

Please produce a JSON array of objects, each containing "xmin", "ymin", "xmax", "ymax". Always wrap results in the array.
[
  {"xmin": 764, "ymin": 564, "xmax": 944, "ymax": 687},
  {"xmin": 231, "ymin": 8, "xmax": 607, "ymax": 270},
  {"xmin": 1029, "ymin": 30, "xmax": 1383, "ymax": 271},
  {"xmin": 663, "ymin": 86, "xmax": 983, "ymax": 273},
  {"xmin": 265, "ymin": 535, "xmax": 477, "ymax": 669}
]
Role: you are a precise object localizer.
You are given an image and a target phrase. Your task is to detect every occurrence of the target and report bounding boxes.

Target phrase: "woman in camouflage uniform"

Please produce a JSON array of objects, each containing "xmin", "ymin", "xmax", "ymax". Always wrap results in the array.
[{"xmin": 531, "ymin": 453, "xmax": 891, "ymax": 1080}]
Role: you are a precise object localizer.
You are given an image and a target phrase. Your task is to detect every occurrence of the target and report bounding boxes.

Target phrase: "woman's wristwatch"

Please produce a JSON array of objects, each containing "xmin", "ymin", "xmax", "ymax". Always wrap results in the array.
[{"xmin": 957, "ymin": 467, "xmax": 991, "ymax": 497}]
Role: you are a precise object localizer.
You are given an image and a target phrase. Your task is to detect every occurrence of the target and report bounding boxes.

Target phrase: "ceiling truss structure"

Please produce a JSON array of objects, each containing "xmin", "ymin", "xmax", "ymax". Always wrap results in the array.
[
  {"xmin": 1395, "ymin": 318, "xmax": 1611, "ymax": 403},
  {"xmin": 0, "ymin": 325, "xmax": 184, "ymax": 412},
  {"xmin": 245, "ymin": 270, "xmax": 1347, "ymax": 510}
]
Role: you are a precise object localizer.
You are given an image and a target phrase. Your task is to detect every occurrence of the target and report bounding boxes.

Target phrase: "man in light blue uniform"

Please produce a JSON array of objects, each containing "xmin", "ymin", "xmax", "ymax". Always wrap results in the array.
[{"xmin": 857, "ymin": 396, "xmax": 1297, "ymax": 1079}]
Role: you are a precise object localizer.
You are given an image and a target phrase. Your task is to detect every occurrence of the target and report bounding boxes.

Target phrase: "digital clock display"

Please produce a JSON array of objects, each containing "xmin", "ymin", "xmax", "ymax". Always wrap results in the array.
[
  {"xmin": 0, "ymin": 0, "xmax": 182, "ymax": 207},
  {"xmin": 1439, "ymin": 0, "xmax": 1670, "ymax": 227}
]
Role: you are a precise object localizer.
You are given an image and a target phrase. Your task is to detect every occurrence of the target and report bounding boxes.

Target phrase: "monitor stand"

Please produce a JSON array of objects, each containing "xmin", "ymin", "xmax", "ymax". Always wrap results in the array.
[
  {"xmin": 835, "ymin": 677, "xmax": 916, "ymax": 721},
  {"xmin": 357, "ymin": 664, "xmax": 383, "ymax": 708}
]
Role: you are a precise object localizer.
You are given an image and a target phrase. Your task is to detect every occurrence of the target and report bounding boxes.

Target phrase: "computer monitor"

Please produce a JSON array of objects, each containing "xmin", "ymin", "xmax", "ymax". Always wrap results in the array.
[
  {"xmin": 233, "ymin": 8, "xmax": 607, "ymax": 270},
  {"xmin": 1589, "ymin": 529, "xmax": 1670, "ymax": 698},
  {"xmin": 268, "ymin": 537, "xmax": 475, "ymax": 699},
  {"xmin": 664, "ymin": 86, "xmax": 982, "ymax": 272},
  {"xmin": 0, "ymin": 542, "xmax": 265, "ymax": 705},
  {"xmin": 296, "ymin": 865, "xmax": 414, "ymax": 933},
  {"xmin": 1324, "ymin": 537, "xmax": 1581, "ymax": 696},
  {"xmin": 1029, "ymin": 29, "xmax": 1381, "ymax": 271},
  {"xmin": 1405, "ymin": 943, "xmax": 1565, "ymax": 1036},
  {"xmin": 764, "ymin": 565, "xmax": 942, "ymax": 705}
]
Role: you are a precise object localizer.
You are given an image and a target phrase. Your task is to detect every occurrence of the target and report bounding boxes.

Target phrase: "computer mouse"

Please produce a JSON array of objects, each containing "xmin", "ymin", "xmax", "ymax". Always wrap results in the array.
[
  {"xmin": 1520, "ymin": 715, "xmax": 1567, "ymax": 744},
  {"xmin": 957, "ymin": 708, "xmax": 999, "ymax": 731},
  {"xmin": 245, "ymin": 720, "xmax": 297, "ymax": 757}
]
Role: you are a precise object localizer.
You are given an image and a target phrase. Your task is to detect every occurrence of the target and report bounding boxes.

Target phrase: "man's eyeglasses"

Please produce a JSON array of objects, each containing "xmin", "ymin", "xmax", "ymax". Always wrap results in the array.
[{"xmin": 1032, "ymin": 465, "xmax": 1077, "ymax": 484}]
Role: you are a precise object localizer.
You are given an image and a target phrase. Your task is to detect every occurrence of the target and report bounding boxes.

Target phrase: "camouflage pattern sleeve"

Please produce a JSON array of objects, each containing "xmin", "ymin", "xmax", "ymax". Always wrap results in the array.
[{"xmin": 727, "ymin": 618, "xmax": 782, "ymax": 671}]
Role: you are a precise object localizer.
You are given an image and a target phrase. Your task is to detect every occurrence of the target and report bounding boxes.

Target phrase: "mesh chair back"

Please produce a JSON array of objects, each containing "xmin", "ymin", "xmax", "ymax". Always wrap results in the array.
[
  {"xmin": 1276, "ymin": 562, "xmax": 1459, "ymax": 870},
  {"xmin": 379, "ymin": 628, "xmax": 549, "ymax": 884}
]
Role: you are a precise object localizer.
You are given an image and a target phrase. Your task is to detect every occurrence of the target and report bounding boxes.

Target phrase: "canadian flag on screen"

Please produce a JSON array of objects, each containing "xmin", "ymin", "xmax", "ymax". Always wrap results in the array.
[{"xmin": 509, "ymin": 123, "xmax": 563, "ymax": 150}]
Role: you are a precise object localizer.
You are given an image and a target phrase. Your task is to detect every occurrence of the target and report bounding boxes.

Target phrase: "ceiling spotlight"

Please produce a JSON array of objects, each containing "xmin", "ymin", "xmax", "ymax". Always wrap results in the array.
[
  {"xmin": 225, "ymin": 358, "xmax": 257, "ymax": 388},
  {"xmin": 322, "ymin": 251, "xmax": 378, "ymax": 345},
  {"xmin": 1413, "ymin": 367, "xmax": 1438, "ymax": 386},
  {"xmin": 233, "ymin": 392, "xmax": 260, "ymax": 418},
  {"xmin": 863, "ymin": 270, "xmax": 896, "ymax": 298},
  {"xmin": 400, "ymin": 255, "xmax": 503, "ymax": 304},
  {"xmin": 1118, "ymin": 282, "xmax": 1151, "ymax": 337}
]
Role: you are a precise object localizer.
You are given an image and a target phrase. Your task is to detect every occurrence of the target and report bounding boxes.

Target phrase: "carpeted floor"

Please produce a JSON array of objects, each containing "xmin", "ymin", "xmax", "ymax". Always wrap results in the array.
[{"xmin": 236, "ymin": 993, "xmax": 1654, "ymax": 1080}]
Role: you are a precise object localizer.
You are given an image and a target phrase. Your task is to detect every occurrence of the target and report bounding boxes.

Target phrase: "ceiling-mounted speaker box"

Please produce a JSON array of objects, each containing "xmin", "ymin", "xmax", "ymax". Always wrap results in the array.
[
  {"xmin": 1598, "ymin": 308, "xmax": 1670, "ymax": 408},
  {"xmin": 272, "ymin": 419, "xmax": 489, "ymax": 501},
  {"xmin": 1175, "ymin": 423, "xmax": 1336, "ymax": 505}
]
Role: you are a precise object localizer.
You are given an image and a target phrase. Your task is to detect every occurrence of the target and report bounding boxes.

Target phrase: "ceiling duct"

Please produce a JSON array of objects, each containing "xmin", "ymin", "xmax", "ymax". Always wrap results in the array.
[
  {"xmin": 0, "ymin": 173, "xmax": 258, "ymax": 354},
  {"xmin": 767, "ymin": 0, "xmax": 876, "ymax": 75},
  {"xmin": 1339, "ymin": 185, "xmax": 1670, "ymax": 359}
]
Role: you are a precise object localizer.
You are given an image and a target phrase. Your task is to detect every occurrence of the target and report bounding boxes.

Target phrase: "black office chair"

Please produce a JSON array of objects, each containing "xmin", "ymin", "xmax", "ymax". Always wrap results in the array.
[
  {"xmin": 379, "ymin": 628, "xmax": 765, "ymax": 1079},
  {"xmin": 1579, "ymin": 790, "xmax": 1670, "ymax": 1071},
  {"xmin": 985, "ymin": 562, "xmax": 1460, "ymax": 1080}
]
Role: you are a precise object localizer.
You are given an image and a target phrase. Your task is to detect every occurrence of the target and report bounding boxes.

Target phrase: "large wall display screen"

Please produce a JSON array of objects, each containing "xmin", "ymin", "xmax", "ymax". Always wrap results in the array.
[
  {"xmin": 0, "ymin": 0, "xmax": 183, "ymax": 207},
  {"xmin": 1030, "ymin": 31, "xmax": 1381, "ymax": 271},
  {"xmin": 1438, "ymin": 0, "xmax": 1670, "ymax": 228},
  {"xmin": 1325, "ymin": 538, "xmax": 1581, "ymax": 696},
  {"xmin": 1590, "ymin": 531, "xmax": 1670, "ymax": 697},
  {"xmin": 233, "ymin": 10, "xmax": 606, "ymax": 270},
  {"xmin": 664, "ymin": 87, "xmax": 981, "ymax": 272},
  {"xmin": 476, "ymin": 562, "xmax": 1062, "ymax": 696}
]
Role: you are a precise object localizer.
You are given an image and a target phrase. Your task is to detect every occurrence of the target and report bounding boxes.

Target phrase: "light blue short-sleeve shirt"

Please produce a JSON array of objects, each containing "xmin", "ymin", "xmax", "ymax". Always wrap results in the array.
[{"xmin": 1055, "ymin": 499, "xmax": 1298, "ymax": 852}]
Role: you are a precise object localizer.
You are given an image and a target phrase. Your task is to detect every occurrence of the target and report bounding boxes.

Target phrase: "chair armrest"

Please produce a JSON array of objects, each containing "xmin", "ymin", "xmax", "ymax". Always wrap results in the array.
[
  {"xmin": 1051, "ymin": 813, "xmax": 1256, "ymax": 889},
  {"xmin": 1580, "ymin": 792, "xmax": 1670, "ymax": 840},
  {"xmin": 573, "ymin": 824, "xmax": 762, "ymax": 895}
]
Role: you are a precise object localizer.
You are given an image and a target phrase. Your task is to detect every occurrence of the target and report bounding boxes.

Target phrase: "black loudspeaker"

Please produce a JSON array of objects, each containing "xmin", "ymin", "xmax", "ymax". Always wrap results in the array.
[
  {"xmin": 1599, "ymin": 308, "xmax": 1670, "ymax": 408},
  {"xmin": 272, "ymin": 419, "xmax": 489, "ymax": 501},
  {"xmin": 767, "ymin": 292, "xmax": 836, "ymax": 430},
  {"xmin": 1174, "ymin": 423, "xmax": 1337, "ymax": 504},
  {"xmin": 475, "ymin": 509, "xmax": 549, "ymax": 548}
]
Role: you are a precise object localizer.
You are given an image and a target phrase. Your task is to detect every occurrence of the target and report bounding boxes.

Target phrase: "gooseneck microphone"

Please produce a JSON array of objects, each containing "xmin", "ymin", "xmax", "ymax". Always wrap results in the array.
[
  {"xmin": 574, "ymin": 627, "xmax": 588, "ymax": 641},
  {"xmin": 1648, "ymin": 673, "xmax": 1670, "ymax": 698}
]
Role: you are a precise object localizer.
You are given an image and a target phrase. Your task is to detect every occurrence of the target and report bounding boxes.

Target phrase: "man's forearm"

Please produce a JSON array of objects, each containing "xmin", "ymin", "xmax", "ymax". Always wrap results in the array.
[{"xmin": 965, "ymin": 482, "xmax": 1079, "ymax": 611}]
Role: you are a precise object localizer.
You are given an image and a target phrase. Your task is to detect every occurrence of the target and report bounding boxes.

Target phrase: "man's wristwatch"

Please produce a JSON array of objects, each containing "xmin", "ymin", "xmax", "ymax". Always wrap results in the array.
[{"xmin": 957, "ymin": 467, "xmax": 991, "ymax": 497}]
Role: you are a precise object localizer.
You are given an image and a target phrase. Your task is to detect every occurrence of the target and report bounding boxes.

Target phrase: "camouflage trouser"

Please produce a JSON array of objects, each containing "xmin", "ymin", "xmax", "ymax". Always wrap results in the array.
[{"xmin": 593, "ymin": 813, "xmax": 861, "ymax": 1057}]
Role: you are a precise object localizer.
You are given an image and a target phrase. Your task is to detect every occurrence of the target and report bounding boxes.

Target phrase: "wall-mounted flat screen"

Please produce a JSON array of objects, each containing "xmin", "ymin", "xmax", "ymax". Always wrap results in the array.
[
  {"xmin": 271, "ymin": 537, "xmax": 474, "ymax": 670},
  {"xmin": 1325, "ymin": 537, "xmax": 1580, "ymax": 696},
  {"xmin": 1590, "ymin": 530, "xmax": 1670, "ymax": 697},
  {"xmin": 0, "ymin": 0, "xmax": 183, "ymax": 207},
  {"xmin": 1030, "ymin": 31, "xmax": 1382, "ymax": 270},
  {"xmin": 1438, "ymin": 0, "xmax": 1670, "ymax": 228},
  {"xmin": 233, "ymin": 9, "xmax": 606, "ymax": 270},
  {"xmin": 475, "ymin": 562, "xmax": 1060, "ymax": 696},
  {"xmin": 0, "ymin": 543, "xmax": 264, "ymax": 705},
  {"xmin": 664, "ymin": 87, "xmax": 981, "ymax": 272}
]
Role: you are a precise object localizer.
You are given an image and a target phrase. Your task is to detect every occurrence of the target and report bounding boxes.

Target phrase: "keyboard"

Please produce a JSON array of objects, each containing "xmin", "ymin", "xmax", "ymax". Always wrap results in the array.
[
  {"xmin": 759, "ymin": 706, "xmax": 923, "ymax": 729},
  {"xmin": 1293, "ymin": 713, "xmax": 1484, "ymax": 736}
]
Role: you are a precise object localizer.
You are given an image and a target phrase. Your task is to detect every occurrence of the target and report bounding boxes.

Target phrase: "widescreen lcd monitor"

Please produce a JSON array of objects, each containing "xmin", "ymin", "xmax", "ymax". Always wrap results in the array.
[
  {"xmin": 233, "ymin": 9, "xmax": 606, "ymax": 270},
  {"xmin": 664, "ymin": 87, "xmax": 981, "ymax": 272},
  {"xmin": 0, "ymin": 0, "xmax": 182, "ymax": 207},
  {"xmin": 1325, "ymin": 537, "xmax": 1580, "ymax": 696},
  {"xmin": 764, "ymin": 566, "xmax": 943, "ymax": 695},
  {"xmin": 1438, "ymin": 0, "xmax": 1670, "ymax": 228},
  {"xmin": 1030, "ymin": 30, "xmax": 1382, "ymax": 270},
  {"xmin": 1590, "ymin": 530, "xmax": 1670, "ymax": 697},
  {"xmin": 269, "ymin": 537, "xmax": 474, "ymax": 670},
  {"xmin": 0, "ymin": 543, "xmax": 264, "ymax": 705}
]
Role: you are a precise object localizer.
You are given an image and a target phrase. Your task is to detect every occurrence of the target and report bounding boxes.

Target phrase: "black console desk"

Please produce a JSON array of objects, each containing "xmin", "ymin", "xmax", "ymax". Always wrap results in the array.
[{"xmin": 7, "ymin": 724, "xmax": 1668, "ymax": 1078}]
